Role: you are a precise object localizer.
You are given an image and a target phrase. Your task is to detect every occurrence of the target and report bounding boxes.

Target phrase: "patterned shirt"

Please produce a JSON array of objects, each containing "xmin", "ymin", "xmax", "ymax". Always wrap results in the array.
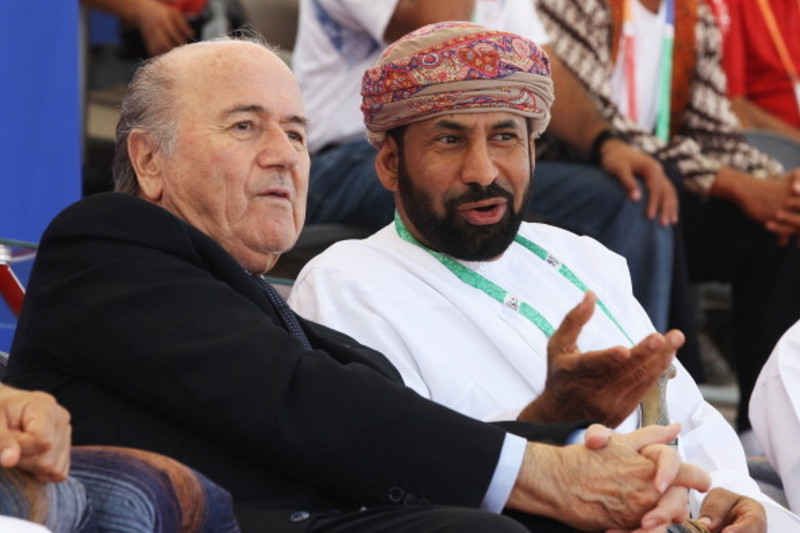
[{"xmin": 535, "ymin": 0, "xmax": 782, "ymax": 195}]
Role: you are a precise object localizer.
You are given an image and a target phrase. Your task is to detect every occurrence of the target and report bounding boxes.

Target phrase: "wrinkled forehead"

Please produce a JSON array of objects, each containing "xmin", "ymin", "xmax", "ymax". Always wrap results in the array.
[{"xmin": 167, "ymin": 40, "xmax": 304, "ymax": 118}]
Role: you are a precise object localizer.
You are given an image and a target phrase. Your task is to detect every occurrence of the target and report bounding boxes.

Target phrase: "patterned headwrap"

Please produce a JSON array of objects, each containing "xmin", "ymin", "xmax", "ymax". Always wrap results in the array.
[{"xmin": 361, "ymin": 21, "xmax": 554, "ymax": 147}]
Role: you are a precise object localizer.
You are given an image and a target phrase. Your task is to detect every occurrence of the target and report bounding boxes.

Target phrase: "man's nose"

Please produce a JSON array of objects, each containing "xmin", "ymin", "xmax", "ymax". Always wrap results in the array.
[
  {"xmin": 256, "ymin": 124, "xmax": 301, "ymax": 169},
  {"xmin": 461, "ymin": 141, "xmax": 497, "ymax": 186}
]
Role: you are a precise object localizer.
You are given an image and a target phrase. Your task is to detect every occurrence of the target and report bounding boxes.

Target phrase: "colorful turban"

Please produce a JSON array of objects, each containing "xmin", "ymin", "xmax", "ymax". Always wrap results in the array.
[{"xmin": 361, "ymin": 21, "xmax": 554, "ymax": 147}]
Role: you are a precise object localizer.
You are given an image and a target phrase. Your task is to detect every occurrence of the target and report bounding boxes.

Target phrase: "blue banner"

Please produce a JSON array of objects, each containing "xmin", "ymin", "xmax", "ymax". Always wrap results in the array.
[{"xmin": 0, "ymin": 4, "xmax": 81, "ymax": 350}]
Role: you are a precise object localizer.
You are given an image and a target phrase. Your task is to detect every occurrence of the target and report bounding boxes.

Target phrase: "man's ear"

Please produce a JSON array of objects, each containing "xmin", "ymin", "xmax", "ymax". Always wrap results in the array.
[
  {"xmin": 374, "ymin": 135, "xmax": 401, "ymax": 192},
  {"xmin": 128, "ymin": 129, "xmax": 164, "ymax": 201}
]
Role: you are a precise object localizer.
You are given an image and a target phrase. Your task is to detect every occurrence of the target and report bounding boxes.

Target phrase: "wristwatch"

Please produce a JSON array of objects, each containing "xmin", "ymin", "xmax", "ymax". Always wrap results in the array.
[{"xmin": 589, "ymin": 126, "xmax": 630, "ymax": 163}]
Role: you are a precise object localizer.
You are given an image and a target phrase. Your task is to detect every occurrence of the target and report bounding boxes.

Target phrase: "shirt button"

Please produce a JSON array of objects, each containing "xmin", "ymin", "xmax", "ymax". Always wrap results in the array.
[{"xmin": 289, "ymin": 510, "xmax": 310, "ymax": 522}]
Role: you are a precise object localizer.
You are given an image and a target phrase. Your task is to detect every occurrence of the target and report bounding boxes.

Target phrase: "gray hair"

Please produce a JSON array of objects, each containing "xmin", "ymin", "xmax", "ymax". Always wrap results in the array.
[
  {"xmin": 112, "ymin": 53, "xmax": 180, "ymax": 195},
  {"xmin": 112, "ymin": 30, "xmax": 274, "ymax": 195}
]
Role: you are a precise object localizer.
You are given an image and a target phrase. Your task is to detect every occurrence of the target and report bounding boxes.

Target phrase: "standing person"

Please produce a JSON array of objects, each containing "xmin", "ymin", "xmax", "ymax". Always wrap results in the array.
[
  {"xmin": 293, "ymin": 0, "xmax": 678, "ymax": 333},
  {"xmin": 289, "ymin": 20, "xmax": 798, "ymax": 531},
  {"xmin": 6, "ymin": 36, "xmax": 708, "ymax": 533},
  {"xmin": 533, "ymin": 0, "xmax": 800, "ymax": 433}
]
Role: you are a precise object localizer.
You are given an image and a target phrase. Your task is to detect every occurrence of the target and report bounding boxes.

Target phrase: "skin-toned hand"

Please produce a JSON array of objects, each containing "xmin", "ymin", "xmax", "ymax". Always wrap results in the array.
[
  {"xmin": 695, "ymin": 488, "xmax": 766, "ymax": 533},
  {"xmin": 518, "ymin": 291, "xmax": 682, "ymax": 428},
  {"xmin": 132, "ymin": 0, "xmax": 195, "ymax": 57},
  {"xmin": 766, "ymin": 169, "xmax": 800, "ymax": 246},
  {"xmin": 599, "ymin": 138, "xmax": 679, "ymax": 226},
  {"xmin": 506, "ymin": 423, "xmax": 711, "ymax": 531},
  {"xmin": 712, "ymin": 167, "xmax": 800, "ymax": 244},
  {"xmin": 0, "ymin": 385, "xmax": 71, "ymax": 482},
  {"xmin": 589, "ymin": 424, "xmax": 692, "ymax": 533}
]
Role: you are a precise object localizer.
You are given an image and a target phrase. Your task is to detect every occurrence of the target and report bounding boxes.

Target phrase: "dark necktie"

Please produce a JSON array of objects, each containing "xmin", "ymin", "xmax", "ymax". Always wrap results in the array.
[{"xmin": 251, "ymin": 274, "xmax": 313, "ymax": 351}]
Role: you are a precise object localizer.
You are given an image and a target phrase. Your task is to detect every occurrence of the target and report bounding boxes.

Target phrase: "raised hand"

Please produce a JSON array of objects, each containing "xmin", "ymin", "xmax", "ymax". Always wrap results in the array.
[{"xmin": 518, "ymin": 292, "xmax": 682, "ymax": 427}]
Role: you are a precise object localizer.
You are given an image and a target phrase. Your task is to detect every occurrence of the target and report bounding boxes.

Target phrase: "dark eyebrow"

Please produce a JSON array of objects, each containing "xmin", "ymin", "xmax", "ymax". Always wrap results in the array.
[
  {"xmin": 491, "ymin": 119, "xmax": 522, "ymax": 130},
  {"xmin": 432, "ymin": 118, "xmax": 523, "ymax": 132},
  {"xmin": 432, "ymin": 119, "xmax": 469, "ymax": 132},
  {"xmin": 220, "ymin": 105, "xmax": 309, "ymax": 130}
]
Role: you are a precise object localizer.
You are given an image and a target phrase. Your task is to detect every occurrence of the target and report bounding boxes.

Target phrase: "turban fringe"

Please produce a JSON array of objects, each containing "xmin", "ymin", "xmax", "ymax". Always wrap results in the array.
[{"xmin": 361, "ymin": 23, "xmax": 555, "ymax": 146}]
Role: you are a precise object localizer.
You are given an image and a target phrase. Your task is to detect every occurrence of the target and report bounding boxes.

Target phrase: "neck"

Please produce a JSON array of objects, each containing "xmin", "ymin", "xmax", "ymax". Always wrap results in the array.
[{"xmin": 639, "ymin": 0, "xmax": 661, "ymax": 13}]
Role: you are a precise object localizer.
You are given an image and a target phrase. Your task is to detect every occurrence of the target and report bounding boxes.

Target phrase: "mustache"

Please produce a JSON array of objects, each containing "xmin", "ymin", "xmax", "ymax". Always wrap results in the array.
[{"xmin": 446, "ymin": 182, "xmax": 515, "ymax": 209}]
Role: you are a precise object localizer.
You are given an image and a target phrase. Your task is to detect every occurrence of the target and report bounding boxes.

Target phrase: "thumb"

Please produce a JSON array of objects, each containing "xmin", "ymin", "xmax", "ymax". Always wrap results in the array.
[{"xmin": 548, "ymin": 292, "xmax": 596, "ymax": 355}]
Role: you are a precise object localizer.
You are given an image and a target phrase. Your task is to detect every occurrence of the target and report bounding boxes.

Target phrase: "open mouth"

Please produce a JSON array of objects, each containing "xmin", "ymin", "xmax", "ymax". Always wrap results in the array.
[{"xmin": 456, "ymin": 198, "xmax": 507, "ymax": 225}]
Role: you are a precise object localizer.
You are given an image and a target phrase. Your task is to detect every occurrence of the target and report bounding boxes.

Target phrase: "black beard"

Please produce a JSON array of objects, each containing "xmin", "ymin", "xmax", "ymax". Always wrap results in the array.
[{"xmin": 397, "ymin": 156, "xmax": 532, "ymax": 261}]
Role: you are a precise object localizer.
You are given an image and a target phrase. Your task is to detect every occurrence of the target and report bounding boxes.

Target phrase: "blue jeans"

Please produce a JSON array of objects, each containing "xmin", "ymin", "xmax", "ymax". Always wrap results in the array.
[{"xmin": 307, "ymin": 140, "xmax": 673, "ymax": 331}]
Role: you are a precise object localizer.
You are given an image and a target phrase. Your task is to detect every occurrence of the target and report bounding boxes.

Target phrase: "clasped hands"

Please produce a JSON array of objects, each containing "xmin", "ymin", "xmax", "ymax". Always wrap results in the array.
[
  {"xmin": 512, "ymin": 292, "xmax": 766, "ymax": 532},
  {"xmin": 0, "ymin": 385, "xmax": 71, "ymax": 482}
]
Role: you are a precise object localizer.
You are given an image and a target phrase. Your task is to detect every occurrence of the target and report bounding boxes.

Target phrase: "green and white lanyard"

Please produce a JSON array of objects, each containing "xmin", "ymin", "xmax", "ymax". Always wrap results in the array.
[{"xmin": 394, "ymin": 213, "xmax": 634, "ymax": 346}]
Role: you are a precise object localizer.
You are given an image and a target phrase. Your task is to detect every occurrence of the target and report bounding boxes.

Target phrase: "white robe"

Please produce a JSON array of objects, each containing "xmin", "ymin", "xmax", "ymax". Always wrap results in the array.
[
  {"xmin": 750, "ymin": 319, "xmax": 800, "ymax": 514},
  {"xmin": 289, "ymin": 222, "xmax": 799, "ymax": 527}
]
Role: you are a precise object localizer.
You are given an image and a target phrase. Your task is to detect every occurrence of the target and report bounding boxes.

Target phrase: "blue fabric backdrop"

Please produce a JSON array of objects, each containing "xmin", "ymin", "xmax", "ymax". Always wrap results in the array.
[{"xmin": 0, "ymin": 4, "xmax": 81, "ymax": 350}]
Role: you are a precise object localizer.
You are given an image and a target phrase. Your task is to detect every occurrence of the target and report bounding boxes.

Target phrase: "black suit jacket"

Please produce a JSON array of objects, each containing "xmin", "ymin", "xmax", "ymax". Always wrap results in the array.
[{"xmin": 8, "ymin": 193, "xmax": 582, "ymax": 510}]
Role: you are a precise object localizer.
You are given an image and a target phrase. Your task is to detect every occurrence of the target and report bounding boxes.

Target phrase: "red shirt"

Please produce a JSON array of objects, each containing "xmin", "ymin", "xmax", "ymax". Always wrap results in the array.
[{"xmin": 723, "ymin": 0, "xmax": 800, "ymax": 128}]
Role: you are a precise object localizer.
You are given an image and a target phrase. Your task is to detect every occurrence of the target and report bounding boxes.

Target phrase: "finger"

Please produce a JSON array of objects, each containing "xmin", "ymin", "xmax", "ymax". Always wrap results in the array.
[
  {"xmin": 613, "ymin": 166, "xmax": 642, "ymax": 202},
  {"xmin": 672, "ymin": 461, "xmax": 712, "ymax": 494},
  {"xmin": 639, "ymin": 486, "xmax": 691, "ymax": 532},
  {"xmin": 548, "ymin": 292, "xmax": 596, "ymax": 355},
  {"xmin": 614, "ymin": 423, "xmax": 682, "ymax": 453},
  {"xmin": 627, "ymin": 330, "xmax": 683, "ymax": 377},
  {"xmin": 697, "ymin": 488, "xmax": 738, "ymax": 532},
  {"xmin": 584, "ymin": 423, "xmax": 614, "ymax": 450},
  {"xmin": 639, "ymin": 443, "xmax": 680, "ymax": 494},
  {"xmin": 171, "ymin": 10, "xmax": 195, "ymax": 40},
  {"xmin": 165, "ymin": 12, "xmax": 194, "ymax": 45},
  {"xmin": 765, "ymin": 219, "xmax": 799, "ymax": 239},
  {"xmin": 572, "ymin": 345, "xmax": 631, "ymax": 374},
  {"xmin": 645, "ymin": 182, "xmax": 663, "ymax": 222},
  {"xmin": 661, "ymin": 185, "xmax": 679, "ymax": 226},
  {"xmin": 0, "ymin": 410, "xmax": 21, "ymax": 469}
]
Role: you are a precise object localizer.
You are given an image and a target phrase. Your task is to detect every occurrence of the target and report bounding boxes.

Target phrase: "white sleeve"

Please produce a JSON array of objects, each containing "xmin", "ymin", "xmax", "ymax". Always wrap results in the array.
[
  {"xmin": 315, "ymin": 0, "xmax": 399, "ymax": 43},
  {"xmin": 474, "ymin": 0, "xmax": 550, "ymax": 45},
  {"xmin": 751, "ymin": 320, "xmax": 800, "ymax": 515}
]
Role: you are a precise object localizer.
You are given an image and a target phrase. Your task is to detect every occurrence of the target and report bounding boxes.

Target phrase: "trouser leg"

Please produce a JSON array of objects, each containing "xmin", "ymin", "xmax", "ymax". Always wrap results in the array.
[
  {"xmin": 234, "ymin": 504, "xmax": 579, "ymax": 533},
  {"xmin": 681, "ymin": 193, "xmax": 800, "ymax": 430},
  {"xmin": 306, "ymin": 140, "xmax": 393, "ymax": 230}
]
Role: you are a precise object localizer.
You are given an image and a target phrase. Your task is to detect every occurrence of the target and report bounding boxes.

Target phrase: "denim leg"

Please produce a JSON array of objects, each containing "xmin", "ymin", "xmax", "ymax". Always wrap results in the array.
[
  {"xmin": 307, "ymin": 140, "xmax": 394, "ymax": 231},
  {"xmin": 530, "ymin": 162, "xmax": 673, "ymax": 331}
]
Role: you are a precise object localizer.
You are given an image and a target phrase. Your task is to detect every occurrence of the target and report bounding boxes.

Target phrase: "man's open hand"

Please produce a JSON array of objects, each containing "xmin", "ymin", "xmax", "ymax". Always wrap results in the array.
[{"xmin": 519, "ymin": 292, "xmax": 682, "ymax": 427}]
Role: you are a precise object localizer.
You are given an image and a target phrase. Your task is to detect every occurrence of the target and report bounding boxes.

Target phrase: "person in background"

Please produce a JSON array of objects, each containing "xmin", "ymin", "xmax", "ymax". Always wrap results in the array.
[
  {"xmin": 81, "ymin": 0, "xmax": 244, "ymax": 58},
  {"xmin": 534, "ymin": 0, "xmax": 800, "ymax": 436},
  {"xmin": 721, "ymin": 0, "xmax": 800, "ymax": 144}
]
